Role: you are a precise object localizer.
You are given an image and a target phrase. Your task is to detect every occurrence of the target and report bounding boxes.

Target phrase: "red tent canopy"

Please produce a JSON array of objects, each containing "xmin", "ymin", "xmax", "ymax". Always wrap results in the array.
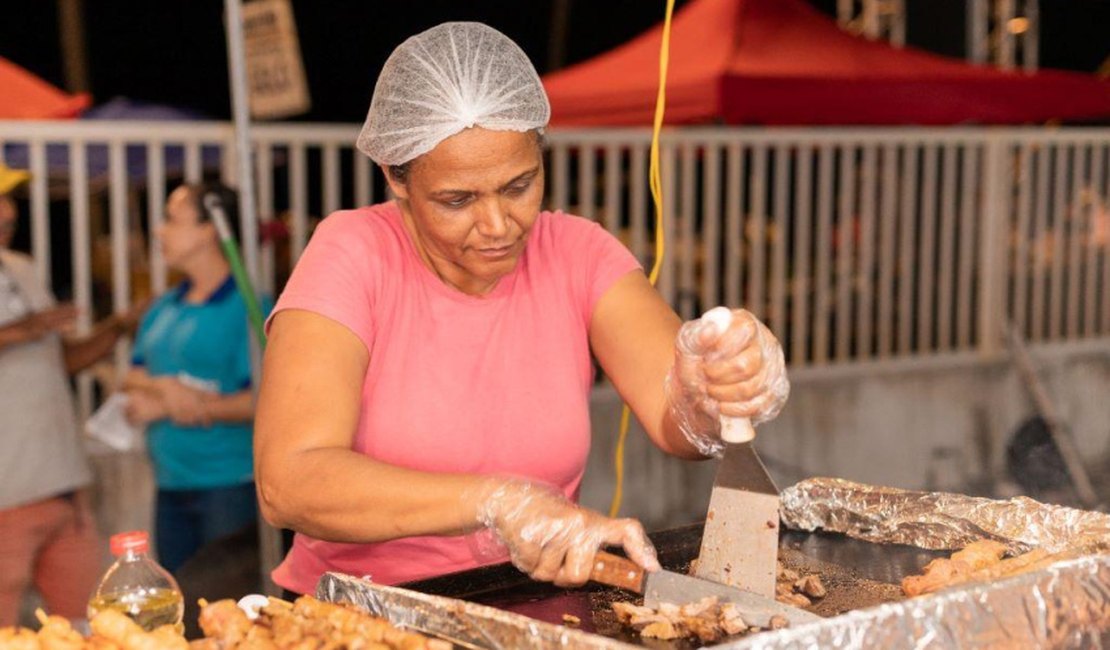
[
  {"xmin": 543, "ymin": 0, "xmax": 1110, "ymax": 126},
  {"xmin": 0, "ymin": 57, "xmax": 90, "ymax": 119}
]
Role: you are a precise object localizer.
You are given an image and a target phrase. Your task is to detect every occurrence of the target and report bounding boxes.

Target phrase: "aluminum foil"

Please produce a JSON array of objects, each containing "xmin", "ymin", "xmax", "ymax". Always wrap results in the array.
[
  {"xmin": 716, "ymin": 555, "xmax": 1110, "ymax": 649},
  {"xmin": 317, "ymin": 572, "xmax": 637, "ymax": 650},
  {"xmin": 317, "ymin": 479, "xmax": 1110, "ymax": 649},
  {"xmin": 780, "ymin": 477, "xmax": 1110, "ymax": 554}
]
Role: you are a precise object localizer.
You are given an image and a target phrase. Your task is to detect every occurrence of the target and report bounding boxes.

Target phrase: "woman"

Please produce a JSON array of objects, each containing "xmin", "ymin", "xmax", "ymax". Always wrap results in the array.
[
  {"xmin": 255, "ymin": 22, "xmax": 788, "ymax": 595},
  {"xmin": 124, "ymin": 182, "xmax": 272, "ymax": 572}
]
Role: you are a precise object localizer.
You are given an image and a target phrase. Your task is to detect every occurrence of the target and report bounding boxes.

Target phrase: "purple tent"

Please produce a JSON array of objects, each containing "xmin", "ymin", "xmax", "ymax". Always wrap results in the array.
[{"xmin": 4, "ymin": 97, "xmax": 223, "ymax": 183}]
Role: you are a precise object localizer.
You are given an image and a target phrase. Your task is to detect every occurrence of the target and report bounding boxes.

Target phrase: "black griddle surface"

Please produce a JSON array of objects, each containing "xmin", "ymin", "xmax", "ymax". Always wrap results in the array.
[{"xmin": 399, "ymin": 524, "xmax": 946, "ymax": 647}]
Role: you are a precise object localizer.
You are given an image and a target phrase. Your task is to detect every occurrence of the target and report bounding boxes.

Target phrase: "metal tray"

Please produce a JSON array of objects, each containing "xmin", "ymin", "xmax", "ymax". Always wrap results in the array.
[
  {"xmin": 318, "ymin": 480, "xmax": 1110, "ymax": 649},
  {"xmin": 396, "ymin": 525, "xmax": 939, "ymax": 648}
]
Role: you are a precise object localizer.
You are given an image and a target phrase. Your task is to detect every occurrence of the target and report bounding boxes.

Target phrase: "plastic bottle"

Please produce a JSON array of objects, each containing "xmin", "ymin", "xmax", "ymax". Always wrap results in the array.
[{"xmin": 87, "ymin": 531, "xmax": 184, "ymax": 632}]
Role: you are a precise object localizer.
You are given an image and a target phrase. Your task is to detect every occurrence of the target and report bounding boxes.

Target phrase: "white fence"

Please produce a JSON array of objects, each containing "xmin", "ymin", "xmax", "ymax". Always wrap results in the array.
[
  {"xmin": 2, "ymin": 122, "xmax": 1108, "ymax": 384},
  {"xmin": 548, "ymin": 128, "xmax": 1110, "ymax": 370}
]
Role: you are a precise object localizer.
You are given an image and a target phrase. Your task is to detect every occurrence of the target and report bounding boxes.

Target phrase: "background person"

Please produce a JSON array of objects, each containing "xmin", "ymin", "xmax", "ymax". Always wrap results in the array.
[
  {"xmin": 122, "ymin": 182, "xmax": 272, "ymax": 573},
  {"xmin": 0, "ymin": 163, "xmax": 142, "ymax": 626}
]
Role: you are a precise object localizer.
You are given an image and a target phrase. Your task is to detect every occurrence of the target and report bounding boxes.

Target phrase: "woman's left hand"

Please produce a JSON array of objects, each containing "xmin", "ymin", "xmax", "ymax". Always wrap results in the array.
[
  {"xmin": 157, "ymin": 378, "xmax": 212, "ymax": 427},
  {"xmin": 474, "ymin": 479, "xmax": 660, "ymax": 587},
  {"xmin": 667, "ymin": 308, "xmax": 789, "ymax": 454}
]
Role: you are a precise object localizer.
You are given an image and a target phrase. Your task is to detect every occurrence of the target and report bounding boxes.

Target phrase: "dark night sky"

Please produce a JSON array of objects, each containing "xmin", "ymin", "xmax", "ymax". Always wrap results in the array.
[{"xmin": 2, "ymin": 0, "xmax": 1108, "ymax": 123}]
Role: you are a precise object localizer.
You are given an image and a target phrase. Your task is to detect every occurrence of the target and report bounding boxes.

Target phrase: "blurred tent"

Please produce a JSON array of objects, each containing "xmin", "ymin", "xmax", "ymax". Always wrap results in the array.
[
  {"xmin": 82, "ymin": 96, "xmax": 208, "ymax": 122},
  {"xmin": 543, "ymin": 0, "xmax": 1110, "ymax": 126},
  {"xmin": 0, "ymin": 56, "xmax": 89, "ymax": 119},
  {"xmin": 4, "ymin": 97, "xmax": 221, "ymax": 183}
]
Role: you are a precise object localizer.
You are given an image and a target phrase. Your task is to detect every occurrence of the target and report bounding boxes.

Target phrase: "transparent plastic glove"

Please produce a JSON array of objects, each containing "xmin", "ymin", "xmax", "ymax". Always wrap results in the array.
[
  {"xmin": 665, "ymin": 307, "xmax": 790, "ymax": 456},
  {"xmin": 473, "ymin": 479, "xmax": 660, "ymax": 587}
]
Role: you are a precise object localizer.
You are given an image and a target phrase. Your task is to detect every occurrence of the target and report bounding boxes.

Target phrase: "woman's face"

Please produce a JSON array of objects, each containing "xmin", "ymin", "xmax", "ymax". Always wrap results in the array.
[
  {"xmin": 386, "ymin": 128, "xmax": 545, "ymax": 296},
  {"xmin": 158, "ymin": 187, "xmax": 216, "ymax": 270}
]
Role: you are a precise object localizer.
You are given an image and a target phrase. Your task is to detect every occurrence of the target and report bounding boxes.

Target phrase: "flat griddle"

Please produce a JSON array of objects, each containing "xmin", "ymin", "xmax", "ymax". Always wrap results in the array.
[{"xmin": 400, "ymin": 524, "xmax": 947, "ymax": 648}]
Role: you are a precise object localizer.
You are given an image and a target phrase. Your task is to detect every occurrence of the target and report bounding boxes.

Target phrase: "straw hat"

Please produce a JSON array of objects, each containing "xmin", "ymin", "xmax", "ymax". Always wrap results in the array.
[{"xmin": 0, "ymin": 163, "xmax": 30, "ymax": 196}]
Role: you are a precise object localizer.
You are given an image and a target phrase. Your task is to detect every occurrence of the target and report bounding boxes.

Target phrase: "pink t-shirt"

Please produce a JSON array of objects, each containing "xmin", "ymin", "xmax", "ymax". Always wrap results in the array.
[{"xmin": 269, "ymin": 202, "xmax": 641, "ymax": 594}]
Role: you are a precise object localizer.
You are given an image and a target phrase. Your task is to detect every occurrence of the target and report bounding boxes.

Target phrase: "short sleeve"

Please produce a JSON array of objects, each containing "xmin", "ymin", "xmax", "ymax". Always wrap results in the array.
[
  {"xmin": 552, "ymin": 214, "xmax": 642, "ymax": 324},
  {"xmin": 267, "ymin": 211, "xmax": 381, "ymax": 351},
  {"xmin": 130, "ymin": 293, "xmax": 172, "ymax": 367},
  {"xmin": 583, "ymin": 224, "xmax": 642, "ymax": 317},
  {"xmin": 130, "ymin": 326, "xmax": 147, "ymax": 367}
]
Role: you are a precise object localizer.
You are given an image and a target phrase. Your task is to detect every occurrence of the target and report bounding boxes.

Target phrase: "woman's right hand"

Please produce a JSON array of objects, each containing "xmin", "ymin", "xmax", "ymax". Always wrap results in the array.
[
  {"xmin": 474, "ymin": 480, "xmax": 660, "ymax": 587},
  {"xmin": 124, "ymin": 390, "xmax": 167, "ymax": 426}
]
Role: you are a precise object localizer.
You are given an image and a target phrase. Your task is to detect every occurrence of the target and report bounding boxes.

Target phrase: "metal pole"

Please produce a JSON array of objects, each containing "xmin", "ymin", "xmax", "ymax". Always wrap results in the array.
[
  {"xmin": 223, "ymin": 0, "xmax": 260, "ymax": 285},
  {"xmin": 978, "ymin": 139, "xmax": 1010, "ymax": 357},
  {"xmin": 1023, "ymin": 0, "xmax": 1039, "ymax": 72},
  {"xmin": 968, "ymin": 0, "xmax": 988, "ymax": 65},
  {"xmin": 997, "ymin": 0, "xmax": 1016, "ymax": 71},
  {"xmin": 56, "ymin": 0, "xmax": 91, "ymax": 94},
  {"xmin": 547, "ymin": 0, "xmax": 571, "ymax": 72},
  {"xmin": 222, "ymin": 0, "xmax": 284, "ymax": 597}
]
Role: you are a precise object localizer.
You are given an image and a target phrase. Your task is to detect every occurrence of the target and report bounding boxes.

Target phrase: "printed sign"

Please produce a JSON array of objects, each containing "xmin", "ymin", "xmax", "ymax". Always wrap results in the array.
[{"xmin": 242, "ymin": 0, "xmax": 311, "ymax": 119}]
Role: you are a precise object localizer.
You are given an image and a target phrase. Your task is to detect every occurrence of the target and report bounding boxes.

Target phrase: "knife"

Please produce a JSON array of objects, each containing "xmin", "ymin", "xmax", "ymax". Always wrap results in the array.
[
  {"xmin": 693, "ymin": 308, "xmax": 781, "ymax": 599},
  {"xmin": 589, "ymin": 551, "xmax": 821, "ymax": 628}
]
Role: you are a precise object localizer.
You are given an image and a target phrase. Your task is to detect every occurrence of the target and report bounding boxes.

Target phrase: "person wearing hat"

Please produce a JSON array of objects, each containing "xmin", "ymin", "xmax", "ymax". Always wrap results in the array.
[
  {"xmin": 254, "ymin": 23, "xmax": 790, "ymax": 596},
  {"xmin": 0, "ymin": 163, "xmax": 143, "ymax": 626}
]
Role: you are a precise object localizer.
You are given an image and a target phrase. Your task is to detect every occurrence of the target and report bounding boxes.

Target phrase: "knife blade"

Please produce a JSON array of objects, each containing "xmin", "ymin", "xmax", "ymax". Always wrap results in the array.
[{"xmin": 589, "ymin": 551, "xmax": 821, "ymax": 628}]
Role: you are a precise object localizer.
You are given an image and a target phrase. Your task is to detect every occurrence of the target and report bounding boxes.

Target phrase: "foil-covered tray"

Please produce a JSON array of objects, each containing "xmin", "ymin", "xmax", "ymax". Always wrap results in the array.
[
  {"xmin": 318, "ymin": 572, "xmax": 637, "ymax": 649},
  {"xmin": 317, "ymin": 479, "xmax": 1110, "ymax": 649}
]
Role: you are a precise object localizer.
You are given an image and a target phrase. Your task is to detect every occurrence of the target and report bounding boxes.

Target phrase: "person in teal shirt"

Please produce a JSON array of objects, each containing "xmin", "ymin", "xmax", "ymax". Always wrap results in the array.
[{"xmin": 123, "ymin": 182, "xmax": 272, "ymax": 572}]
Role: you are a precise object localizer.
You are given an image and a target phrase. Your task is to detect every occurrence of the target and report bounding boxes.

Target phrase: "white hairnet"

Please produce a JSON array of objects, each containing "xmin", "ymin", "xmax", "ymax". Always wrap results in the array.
[{"xmin": 357, "ymin": 22, "xmax": 551, "ymax": 167}]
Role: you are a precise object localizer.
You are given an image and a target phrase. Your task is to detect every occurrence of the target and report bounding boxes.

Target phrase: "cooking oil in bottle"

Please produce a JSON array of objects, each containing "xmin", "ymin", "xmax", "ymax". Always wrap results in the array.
[
  {"xmin": 88, "ymin": 531, "xmax": 185, "ymax": 632},
  {"xmin": 87, "ymin": 588, "xmax": 184, "ymax": 631}
]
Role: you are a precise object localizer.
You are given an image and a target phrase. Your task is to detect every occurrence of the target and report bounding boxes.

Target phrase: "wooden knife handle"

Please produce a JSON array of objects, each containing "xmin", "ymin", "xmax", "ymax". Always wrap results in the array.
[{"xmin": 590, "ymin": 551, "xmax": 646, "ymax": 594}]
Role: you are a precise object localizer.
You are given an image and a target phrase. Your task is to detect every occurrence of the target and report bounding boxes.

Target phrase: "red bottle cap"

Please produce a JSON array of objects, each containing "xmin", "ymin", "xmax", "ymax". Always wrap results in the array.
[{"xmin": 110, "ymin": 531, "xmax": 150, "ymax": 556}]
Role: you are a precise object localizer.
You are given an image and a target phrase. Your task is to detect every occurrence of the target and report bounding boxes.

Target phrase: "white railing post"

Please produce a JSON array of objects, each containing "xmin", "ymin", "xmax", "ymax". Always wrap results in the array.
[{"xmin": 978, "ymin": 137, "xmax": 1011, "ymax": 357}]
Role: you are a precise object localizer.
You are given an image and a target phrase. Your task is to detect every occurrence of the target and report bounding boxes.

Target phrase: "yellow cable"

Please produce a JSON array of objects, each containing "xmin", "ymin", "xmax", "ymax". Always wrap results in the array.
[{"xmin": 610, "ymin": 0, "xmax": 676, "ymax": 518}]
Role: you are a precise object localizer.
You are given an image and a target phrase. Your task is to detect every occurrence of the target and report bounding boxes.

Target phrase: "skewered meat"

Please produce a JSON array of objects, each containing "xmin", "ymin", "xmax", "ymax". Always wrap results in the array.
[
  {"xmin": 0, "ymin": 596, "xmax": 447, "ymax": 650},
  {"xmin": 198, "ymin": 595, "xmax": 450, "ymax": 650},
  {"xmin": 0, "ymin": 627, "xmax": 40, "ymax": 650},
  {"xmin": 0, "ymin": 608, "xmax": 189, "ymax": 650},
  {"xmin": 34, "ymin": 609, "xmax": 85, "ymax": 650},
  {"xmin": 196, "ymin": 598, "xmax": 253, "ymax": 646}
]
